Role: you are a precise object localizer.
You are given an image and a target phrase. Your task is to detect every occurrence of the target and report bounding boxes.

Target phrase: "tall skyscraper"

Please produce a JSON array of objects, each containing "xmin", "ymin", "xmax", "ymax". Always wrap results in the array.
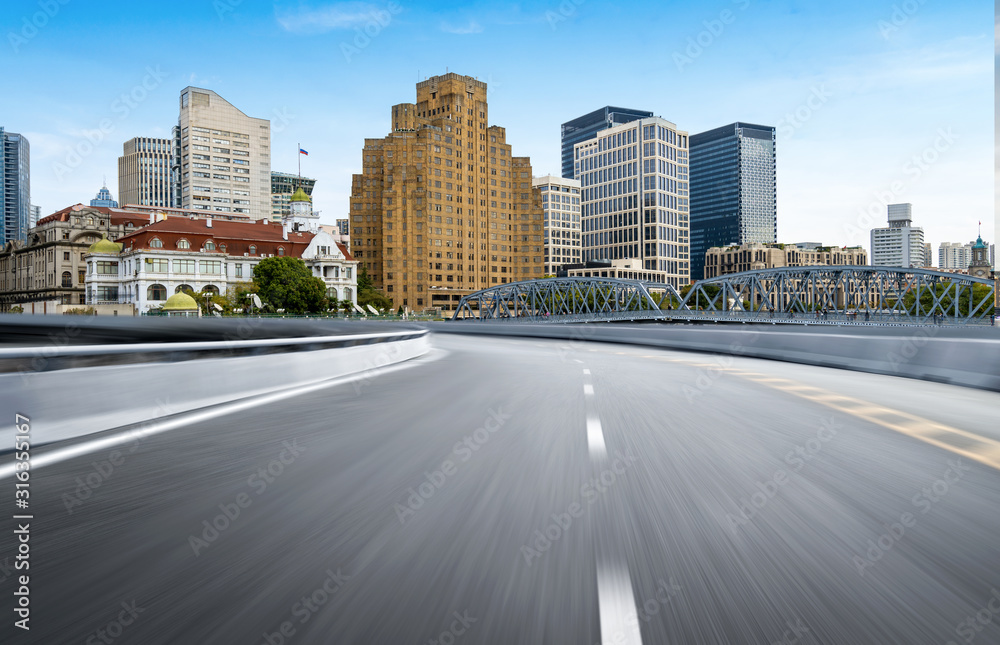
[
  {"xmin": 176, "ymin": 88, "xmax": 271, "ymax": 220},
  {"xmin": 577, "ymin": 117, "xmax": 690, "ymax": 287},
  {"xmin": 533, "ymin": 175, "xmax": 581, "ymax": 274},
  {"xmin": 118, "ymin": 137, "xmax": 172, "ymax": 208},
  {"xmin": 29, "ymin": 205, "xmax": 39, "ymax": 229},
  {"xmin": 561, "ymin": 106, "xmax": 652, "ymax": 179},
  {"xmin": 349, "ymin": 73, "xmax": 544, "ymax": 311},
  {"xmin": 1, "ymin": 128, "xmax": 30, "ymax": 245},
  {"xmin": 271, "ymin": 171, "xmax": 316, "ymax": 221},
  {"xmin": 90, "ymin": 184, "xmax": 119, "ymax": 208},
  {"xmin": 870, "ymin": 203, "xmax": 925, "ymax": 268},
  {"xmin": 689, "ymin": 122, "xmax": 777, "ymax": 281}
]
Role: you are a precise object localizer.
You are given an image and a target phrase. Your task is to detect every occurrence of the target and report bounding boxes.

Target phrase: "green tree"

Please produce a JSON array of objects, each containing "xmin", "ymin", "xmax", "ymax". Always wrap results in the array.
[
  {"xmin": 252, "ymin": 257, "xmax": 329, "ymax": 314},
  {"xmin": 903, "ymin": 282, "xmax": 993, "ymax": 317},
  {"xmin": 356, "ymin": 265, "xmax": 393, "ymax": 310}
]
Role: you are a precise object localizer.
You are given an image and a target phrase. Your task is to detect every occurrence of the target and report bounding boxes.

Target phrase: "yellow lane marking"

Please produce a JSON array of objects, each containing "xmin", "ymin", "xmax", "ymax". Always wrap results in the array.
[{"xmin": 645, "ymin": 355, "xmax": 1000, "ymax": 471}]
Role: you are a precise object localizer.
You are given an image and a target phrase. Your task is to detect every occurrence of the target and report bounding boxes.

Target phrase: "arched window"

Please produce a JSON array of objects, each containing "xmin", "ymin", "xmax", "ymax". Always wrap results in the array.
[
  {"xmin": 147, "ymin": 284, "xmax": 166, "ymax": 301},
  {"xmin": 219, "ymin": 244, "xmax": 227, "ymax": 253},
  {"xmin": 150, "ymin": 238, "xmax": 163, "ymax": 248},
  {"xmin": 177, "ymin": 239, "xmax": 191, "ymax": 249},
  {"xmin": 126, "ymin": 222, "xmax": 134, "ymax": 229},
  {"xmin": 201, "ymin": 285, "xmax": 219, "ymax": 295},
  {"xmin": 249, "ymin": 245, "xmax": 257, "ymax": 255},
  {"xmin": 343, "ymin": 287, "xmax": 352, "ymax": 301},
  {"xmin": 277, "ymin": 246, "xmax": 285, "ymax": 256},
  {"xmin": 87, "ymin": 217, "xmax": 94, "ymax": 225},
  {"xmin": 204, "ymin": 241, "xmax": 215, "ymax": 251},
  {"xmin": 61, "ymin": 271, "xmax": 72, "ymax": 287},
  {"xmin": 175, "ymin": 284, "xmax": 193, "ymax": 293},
  {"xmin": 327, "ymin": 287, "xmax": 338, "ymax": 300}
]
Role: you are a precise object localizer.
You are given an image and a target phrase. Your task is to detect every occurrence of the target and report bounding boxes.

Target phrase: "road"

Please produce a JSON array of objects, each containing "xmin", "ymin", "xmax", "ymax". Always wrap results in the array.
[{"xmin": 3, "ymin": 333, "xmax": 1000, "ymax": 644}]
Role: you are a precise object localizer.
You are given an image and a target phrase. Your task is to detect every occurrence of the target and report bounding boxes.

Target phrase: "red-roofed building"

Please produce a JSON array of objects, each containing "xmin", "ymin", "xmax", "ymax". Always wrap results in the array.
[
  {"xmin": 0, "ymin": 201, "xmax": 275, "ymax": 312},
  {"xmin": 86, "ymin": 216, "xmax": 357, "ymax": 313}
]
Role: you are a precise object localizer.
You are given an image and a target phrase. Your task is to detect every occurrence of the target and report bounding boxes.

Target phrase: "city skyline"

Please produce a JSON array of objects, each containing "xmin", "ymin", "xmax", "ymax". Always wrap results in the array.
[{"xmin": 4, "ymin": 0, "xmax": 993, "ymax": 258}]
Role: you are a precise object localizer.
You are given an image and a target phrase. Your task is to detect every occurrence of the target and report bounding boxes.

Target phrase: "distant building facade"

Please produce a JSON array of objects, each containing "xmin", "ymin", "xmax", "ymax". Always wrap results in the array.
[
  {"xmin": 533, "ymin": 175, "xmax": 581, "ymax": 274},
  {"xmin": 118, "ymin": 137, "xmax": 173, "ymax": 208},
  {"xmin": 577, "ymin": 117, "xmax": 690, "ymax": 287},
  {"xmin": 561, "ymin": 106, "xmax": 652, "ymax": 179},
  {"xmin": 87, "ymin": 215, "xmax": 356, "ymax": 314},
  {"xmin": 703, "ymin": 242, "xmax": 867, "ymax": 279},
  {"xmin": 176, "ymin": 87, "xmax": 271, "ymax": 220},
  {"xmin": 689, "ymin": 122, "xmax": 777, "ymax": 281},
  {"xmin": 1, "ymin": 128, "xmax": 31, "ymax": 245},
  {"xmin": 90, "ymin": 185, "xmax": 119, "ymax": 208},
  {"xmin": 870, "ymin": 203, "xmax": 925, "ymax": 268},
  {"xmin": 560, "ymin": 257, "xmax": 668, "ymax": 282},
  {"xmin": 0, "ymin": 204, "xmax": 148, "ymax": 311},
  {"xmin": 348, "ymin": 73, "xmax": 545, "ymax": 313},
  {"xmin": 271, "ymin": 171, "xmax": 316, "ymax": 221}
]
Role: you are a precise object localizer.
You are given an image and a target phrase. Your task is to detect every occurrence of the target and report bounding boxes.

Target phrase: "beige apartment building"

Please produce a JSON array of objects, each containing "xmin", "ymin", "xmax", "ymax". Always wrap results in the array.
[
  {"xmin": 176, "ymin": 87, "xmax": 271, "ymax": 220},
  {"xmin": 118, "ymin": 137, "xmax": 174, "ymax": 208},
  {"xmin": 703, "ymin": 242, "xmax": 867, "ymax": 279},
  {"xmin": 349, "ymin": 73, "xmax": 544, "ymax": 312}
]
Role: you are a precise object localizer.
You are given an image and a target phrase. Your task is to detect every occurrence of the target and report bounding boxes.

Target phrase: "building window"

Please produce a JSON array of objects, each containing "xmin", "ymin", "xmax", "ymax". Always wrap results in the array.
[
  {"xmin": 204, "ymin": 241, "xmax": 216, "ymax": 251},
  {"xmin": 96, "ymin": 261, "xmax": 118, "ymax": 275},
  {"xmin": 63, "ymin": 251, "xmax": 70, "ymax": 261},
  {"xmin": 175, "ymin": 284, "xmax": 193, "ymax": 293},
  {"xmin": 145, "ymin": 258, "xmax": 168, "ymax": 273},
  {"xmin": 177, "ymin": 239, "xmax": 191, "ymax": 249},
  {"xmin": 61, "ymin": 271, "xmax": 72, "ymax": 287},
  {"xmin": 150, "ymin": 238, "xmax": 163, "ymax": 248},
  {"xmin": 249, "ymin": 245, "xmax": 257, "ymax": 255},
  {"xmin": 174, "ymin": 259, "xmax": 196, "ymax": 274},
  {"xmin": 147, "ymin": 284, "xmax": 167, "ymax": 301},
  {"xmin": 202, "ymin": 285, "xmax": 220, "ymax": 295},
  {"xmin": 199, "ymin": 260, "xmax": 222, "ymax": 274},
  {"xmin": 277, "ymin": 247, "xmax": 284, "ymax": 256}
]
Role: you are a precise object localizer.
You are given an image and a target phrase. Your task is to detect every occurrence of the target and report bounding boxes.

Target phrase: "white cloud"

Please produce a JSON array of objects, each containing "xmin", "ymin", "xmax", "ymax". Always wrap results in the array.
[
  {"xmin": 276, "ymin": 2, "xmax": 386, "ymax": 33},
  {"xmin": 440, "ymin": 20, "xmax": 483, "ymax": 35}
]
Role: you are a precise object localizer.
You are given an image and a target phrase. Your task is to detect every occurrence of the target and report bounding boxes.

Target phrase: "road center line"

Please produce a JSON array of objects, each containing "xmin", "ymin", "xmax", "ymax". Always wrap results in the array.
[
  {"xmin": 584, "ymin": 384, "xmax": 594, "ymax": 396},
  {"xmin": 586, "ymin": 416, "xmax": 606, "ymax": 458},
  {"xmin": 597, "ymin": 561, "xmax": 643, "ymax": 645}
]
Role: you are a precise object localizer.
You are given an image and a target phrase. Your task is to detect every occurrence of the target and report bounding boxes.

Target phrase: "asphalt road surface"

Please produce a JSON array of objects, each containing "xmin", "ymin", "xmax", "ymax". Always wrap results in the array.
[{"xmin": 3, "ymin": 333, "xmax": 1000, "ymax": 644}]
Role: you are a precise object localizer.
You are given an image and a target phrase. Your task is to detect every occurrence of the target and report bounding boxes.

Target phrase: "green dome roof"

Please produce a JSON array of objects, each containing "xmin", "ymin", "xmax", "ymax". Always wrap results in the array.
[
  {"xmin": 290, "ymin": 187, "xmax": 312, "ymax": 202},
  {"xmin": 162, "ymin": 292, "xmax": 199, "ymax": 311},
  {"xmin": 973, "ymin": 235, "xmax": 987, "ymax": 249},
  {"xmin": 87, "ymin": 234, "xmax": 121, "ymax": 254}
]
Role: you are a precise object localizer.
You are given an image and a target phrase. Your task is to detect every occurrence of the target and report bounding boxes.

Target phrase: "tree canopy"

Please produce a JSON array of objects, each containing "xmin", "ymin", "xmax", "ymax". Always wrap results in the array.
[{"xmin": 252, "ymin": 256, "xmax": 329, "ymax": 314}]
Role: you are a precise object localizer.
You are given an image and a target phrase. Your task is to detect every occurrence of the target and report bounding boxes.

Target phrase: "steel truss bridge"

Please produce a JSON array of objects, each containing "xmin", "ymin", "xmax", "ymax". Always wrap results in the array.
[{"xmin": 451, "ymin": 266, "xmax": 997, "ymax": 326}]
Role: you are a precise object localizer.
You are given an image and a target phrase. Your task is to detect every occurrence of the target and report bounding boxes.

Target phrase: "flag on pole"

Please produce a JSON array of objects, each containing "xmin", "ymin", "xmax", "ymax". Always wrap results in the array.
[{"xmin": 299, "ymin": 148, "xmax": 309, "ymax": 156}]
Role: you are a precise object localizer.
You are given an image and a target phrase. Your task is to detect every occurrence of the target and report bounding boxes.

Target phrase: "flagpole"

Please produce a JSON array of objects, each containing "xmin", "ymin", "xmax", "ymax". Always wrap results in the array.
[{"xmin": 297, "ymin": 142, "xmax": 301, "ymax": 190}]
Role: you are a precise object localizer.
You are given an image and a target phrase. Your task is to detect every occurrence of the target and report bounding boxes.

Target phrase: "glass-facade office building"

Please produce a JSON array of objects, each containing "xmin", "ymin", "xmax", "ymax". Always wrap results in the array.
[
  {"xmin": 561, "ymin": 106, "xmax": 652, "ymax": 179},
  {"xmin": 689, "ymin": 122, "xmax": 776, "ymax": 281},
  {"xmin": 1, "ymin": 128, "xmax": 31, "ymax": 246},
  {"xmin": 576, "ymin": 117, "xmax": 690, "ymax": 287}
]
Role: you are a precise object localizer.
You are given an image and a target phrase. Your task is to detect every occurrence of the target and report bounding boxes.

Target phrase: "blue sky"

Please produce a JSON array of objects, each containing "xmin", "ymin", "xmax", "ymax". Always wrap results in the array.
[{"xmin": 3, "ymin": 0, "xmax": 994, "ymax": 258}]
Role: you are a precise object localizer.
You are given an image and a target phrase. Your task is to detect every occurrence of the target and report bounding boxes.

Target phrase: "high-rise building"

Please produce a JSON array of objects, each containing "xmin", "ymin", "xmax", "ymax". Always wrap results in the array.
[
  {"xmin": 689, "ymin": 122, "xmax": 777, "ymax": 281},
  {"xmin": 533, "ymin": 175, "xmax": 581, "ymax": 274},
  {"xmin": 349, "ymin": 73, "xmax": 544, "ymax": 312},
  {"xmin": 923, "ymin": 242, "xmax": 933, "ymax": 268},
  {"xmin": 271, "ymin": 171, "xmax": 316, "ymax": 221},
  {"xmin": 29, "ymin": 205, "xmax": 39, "ymax": 229},
  {"xmin": 561, "ymin": 106, "xmax": 652, "ymax": 179},
  {"xmin": 1, "ymin": 128, "xmax": 30, "ymax": 245},
  {"xmin": 870, "ymin": 203, "xmax": 925, "ymax": 268},
  {"xmin": 577, "ymin": 117, "xmax": 690, "ymax": 287},
  {"xmin": 90, "ymin": 185, "xmax": 119, "ymax": 208},
  {"xmin": 118, "ymin": 137, "xmax": 173, "ymax": 208},
  {"xmin": 176, "ymin": 88, "xmax": 271, "ymax": 220},
  {"xmin": 938, "ymin": 242, "xmax": 971, "ymax": 270}
]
